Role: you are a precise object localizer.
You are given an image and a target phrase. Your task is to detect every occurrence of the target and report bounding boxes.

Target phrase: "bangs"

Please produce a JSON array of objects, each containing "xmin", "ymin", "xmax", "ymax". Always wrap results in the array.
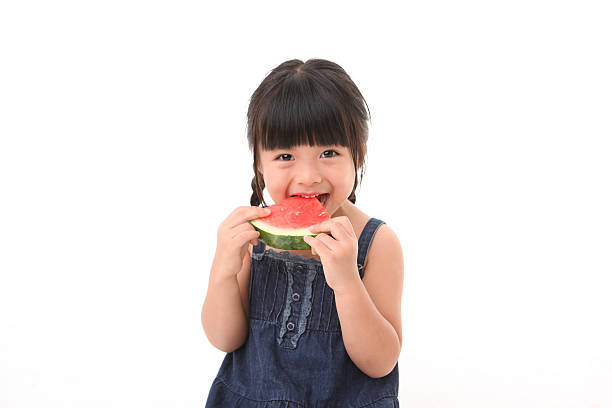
[
  {"xmin": 247, "ymin": 58, "xmax": 370, "ymax": 184},
  {"xmin": 255, "ymin": 76, "xmax": 351, "ymax": 151}
]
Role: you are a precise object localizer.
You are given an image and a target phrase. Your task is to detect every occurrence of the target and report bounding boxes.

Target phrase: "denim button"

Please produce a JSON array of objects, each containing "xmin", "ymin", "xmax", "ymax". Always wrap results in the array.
[
  {"xmin": 287, "ymin": 322, "xmax": 295, "ymax": 331},
  {"xmin": 292, "ymin": 293, "xmax": 300, "ymax": 301},
  {"xmin": 296, "ymin": 265, "xmax": 303, "ymax": 272}
]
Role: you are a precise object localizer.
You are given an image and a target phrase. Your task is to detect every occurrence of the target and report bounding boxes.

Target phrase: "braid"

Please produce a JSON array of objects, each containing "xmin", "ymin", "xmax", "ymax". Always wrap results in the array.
[
  {"xmin": 348, "ymin": 173, "xmax": 358, "ymax": 204},
  {"xmin": 348, "ymin": 167, "xmax": 365, "ymax": 204},
  {"xmin": 250, "ymin": 163, "xmax": 266, "ymax": 207},
  {"xmin": 348, "ymin": 191, "xmax": 356, "ymax": 204}
]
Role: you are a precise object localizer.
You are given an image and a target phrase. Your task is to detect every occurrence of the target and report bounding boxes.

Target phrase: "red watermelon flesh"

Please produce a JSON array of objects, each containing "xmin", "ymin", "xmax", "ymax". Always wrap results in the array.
[
  {"xmin": 249, "ymin": 196, "xmax": 330, "ymax": 250},
  {"xmin": 262, "ymin": 196, "xmax": 329, "ymax": 228}
]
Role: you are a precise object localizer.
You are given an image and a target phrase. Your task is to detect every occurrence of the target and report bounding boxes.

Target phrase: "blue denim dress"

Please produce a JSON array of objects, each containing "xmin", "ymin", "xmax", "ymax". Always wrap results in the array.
[{"xmin": 205, "ymin": 218, "xmax": 399, "ymax": 407}]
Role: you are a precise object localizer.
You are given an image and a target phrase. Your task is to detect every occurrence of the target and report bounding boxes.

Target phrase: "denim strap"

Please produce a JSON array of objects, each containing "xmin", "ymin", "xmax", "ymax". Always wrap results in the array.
[
  {"xmin": 356, "ymin": 218, "xmax": 386, "ymax": 268},
  {"xmin": 251, "ymin": 239, "xmax": 266, "ymax": 260}
]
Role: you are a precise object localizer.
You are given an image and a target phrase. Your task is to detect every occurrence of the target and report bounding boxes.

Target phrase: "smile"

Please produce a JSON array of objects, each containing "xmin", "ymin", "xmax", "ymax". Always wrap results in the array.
[{"xmin": 291, "ymin": 193, "xmax": 330, "ymax": 207}]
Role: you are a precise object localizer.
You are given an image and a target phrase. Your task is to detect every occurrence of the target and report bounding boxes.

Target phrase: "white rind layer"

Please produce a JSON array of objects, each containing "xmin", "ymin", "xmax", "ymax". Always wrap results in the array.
[{"xmin": 250, "ymin": 218, "xmax": 314, "ymax": 236}]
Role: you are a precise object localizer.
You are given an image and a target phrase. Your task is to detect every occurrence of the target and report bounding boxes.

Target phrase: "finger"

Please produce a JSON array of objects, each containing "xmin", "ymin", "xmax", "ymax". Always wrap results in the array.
[
  {"xmin": 310, "ymin": 219, "xmax": 351, "ymax": 241},
  {"xmin": 313, "ymin": 232, "xmax": 338, "ymax": 250},
  {"xmin": 230, "ymin": 222, "xmax": 256, "ymax": 239},
  {"xmin": 305, "ymin": 236, "xmax": 318, "ymax": 256},
  {"xmin": 228, "ymin": 206, "xmax": 271, "ymax": 228},
  {"xmin": 303, "ymin": 235, "xmax": 332, "ymax": 258},
  {"xmin": 336, "ymin": 216, "xmax": 357, "ymax": 238},
  {"xmin": 235, "ymin": 230, "xmax": 260, "ymax": 245},
  {"xmin": 308, "ymin": 219, "xmax": 335, "ymax": 234}
]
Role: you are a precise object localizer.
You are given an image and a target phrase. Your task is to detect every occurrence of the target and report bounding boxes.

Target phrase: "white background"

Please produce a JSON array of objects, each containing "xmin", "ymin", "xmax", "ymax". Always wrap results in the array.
[{"xmin": 1, "ymin": 1, "xmax": 611, "ymax": 407}]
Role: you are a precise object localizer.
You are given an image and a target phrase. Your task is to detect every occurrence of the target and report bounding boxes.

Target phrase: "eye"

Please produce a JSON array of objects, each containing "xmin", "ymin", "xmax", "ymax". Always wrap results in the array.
[
  {"xmin": 275, "ymin": 153, "xmax": 294, "ymax": 161},
  {"xmin": 321, "ymin": 150, "xmax": 339, "ymax": 158}
]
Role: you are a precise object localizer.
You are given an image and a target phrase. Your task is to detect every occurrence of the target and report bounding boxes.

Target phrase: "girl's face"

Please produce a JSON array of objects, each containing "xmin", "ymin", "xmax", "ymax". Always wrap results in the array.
[{"xmin": 257, "ymin": 143, "xmax": 356, "ymax": 217}]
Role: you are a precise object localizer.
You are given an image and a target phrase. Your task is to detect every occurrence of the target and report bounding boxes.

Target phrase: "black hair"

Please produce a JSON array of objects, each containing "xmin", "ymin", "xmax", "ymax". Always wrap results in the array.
[{"xmin": 247, "ymin": 58, "xmax": 371, "ymax": 207}]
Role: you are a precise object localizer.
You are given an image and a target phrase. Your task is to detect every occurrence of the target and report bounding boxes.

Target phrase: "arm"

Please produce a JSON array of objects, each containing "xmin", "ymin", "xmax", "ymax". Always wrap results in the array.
[
  {"xmin": 334, "ymin": 225, "xmax": 404, "ymax": 378},
  {"xmin": 201, "ymin": 205, "xmax": 269, "ymax": 353},
  {"xmin": 201, "ymin": 248, "xmax": 251, "ymax": 353},
  {"xmin": 304, "ymin": 219, "xmax": 404, "ymax": 378},
  {"xmin": 335, "ymin": 278, "xmax": 401, "ymax": 378}
]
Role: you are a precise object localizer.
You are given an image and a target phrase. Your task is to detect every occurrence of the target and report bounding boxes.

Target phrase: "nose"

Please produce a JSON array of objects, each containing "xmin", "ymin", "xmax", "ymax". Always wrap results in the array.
[{"xmin": 294, "ymin": 160, "xmax": 322, "ymax": 185}]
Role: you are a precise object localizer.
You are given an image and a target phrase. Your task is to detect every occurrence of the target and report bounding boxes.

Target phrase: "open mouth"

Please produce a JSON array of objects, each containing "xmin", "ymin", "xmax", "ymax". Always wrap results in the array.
[{"xmin": 291, "ymin": 193, "xmax": 330, "ymax": 207}]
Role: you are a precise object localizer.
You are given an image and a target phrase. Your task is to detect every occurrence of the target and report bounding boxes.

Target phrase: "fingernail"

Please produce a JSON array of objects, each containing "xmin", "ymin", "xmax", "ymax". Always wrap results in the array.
[{"xmin": 264, "ymin": 208, "xmax": 271, "ymax": 214}]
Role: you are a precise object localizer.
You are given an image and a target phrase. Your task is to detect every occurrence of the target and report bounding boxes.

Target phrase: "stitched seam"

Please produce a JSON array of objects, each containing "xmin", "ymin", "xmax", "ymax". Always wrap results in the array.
[
  {"xmin": 317, "ymin": 278, "xmax": 325, "ymax": 330},
  {"xmin": 213, "ymin": 377, "xmax": 304, "ymax": 406},
  {"xmin": 267, "ymin": 261, "xmax": 280, "ymax": 322},
  {"xmin": 275, "ymin": 264, "xmax": 287, "ymax": 324},
  {"xmin": 248, "ymin": 261, "xmax": 255, "ymax": 313},
  {"xmin": 357, "ymin": 395, "xmax": 399, "ymax": 408},
  {"xmin": 308, "ymin": 271, "xmax": 318, "ymax": 330},
  {"xmin": 326, "ymin": 288, "xmax": 333, "ymax": 331},
  {"xmin": 261, "ymin": 259, "xmax": 270, "ymax": 311},
  {"xmin": 248, "ymin": 317, "xmax": 340, "ymax": 332}
]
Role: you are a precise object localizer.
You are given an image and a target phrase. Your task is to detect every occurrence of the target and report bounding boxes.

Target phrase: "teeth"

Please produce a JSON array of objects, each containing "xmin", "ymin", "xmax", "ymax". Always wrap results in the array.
[{"xmin": 292, "ymin": 193, "xmax": 327, "ymax": 206}]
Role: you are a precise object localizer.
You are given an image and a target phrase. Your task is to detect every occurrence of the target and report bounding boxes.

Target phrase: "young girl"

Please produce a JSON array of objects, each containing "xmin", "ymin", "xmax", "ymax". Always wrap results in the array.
[{"xmin": 201, "ymin": 58, "xmax": 404, "ymax": 407}]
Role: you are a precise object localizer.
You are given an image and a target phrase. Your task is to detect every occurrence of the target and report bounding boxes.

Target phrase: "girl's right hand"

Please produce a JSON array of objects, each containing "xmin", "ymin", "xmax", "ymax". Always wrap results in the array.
[{"xmin": 212, "ymin": 206, "xmax": 271, "ymax": 279}]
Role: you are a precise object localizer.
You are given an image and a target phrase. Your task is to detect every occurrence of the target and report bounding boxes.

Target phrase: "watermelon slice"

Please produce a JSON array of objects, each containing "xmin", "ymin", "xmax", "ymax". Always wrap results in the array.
[{"xmin": 249, "ymin": 196, "xmax": 330, "ymax": 250}]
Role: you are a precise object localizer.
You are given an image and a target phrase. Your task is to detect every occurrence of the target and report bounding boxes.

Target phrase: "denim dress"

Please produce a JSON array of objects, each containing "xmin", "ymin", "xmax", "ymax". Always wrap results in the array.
[{"xmin": 205, "ymin": 218, "xmax": 399, "ymax": 407}]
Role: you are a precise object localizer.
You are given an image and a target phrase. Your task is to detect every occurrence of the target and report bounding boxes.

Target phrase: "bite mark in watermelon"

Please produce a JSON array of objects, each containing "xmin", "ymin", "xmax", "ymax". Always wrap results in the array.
[{"xmin": 249, "ymin": 196, "xmax": 330, "ymax": 250}]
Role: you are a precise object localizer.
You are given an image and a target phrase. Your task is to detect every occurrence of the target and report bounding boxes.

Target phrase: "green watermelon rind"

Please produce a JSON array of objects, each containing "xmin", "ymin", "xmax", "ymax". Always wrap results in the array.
[{"xmin": 249, "ymin": 219, "xmax": 315, "ymax": 250}]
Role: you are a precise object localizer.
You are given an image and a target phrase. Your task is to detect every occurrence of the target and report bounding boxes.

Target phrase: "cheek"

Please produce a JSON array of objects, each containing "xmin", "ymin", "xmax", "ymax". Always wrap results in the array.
[
  {"xmin": 349, "ymin": 166, "xmax": 357, "ymax": 182},
  {"xmin": 329, "ymin": 166, "xmax": 355, "ymax": 194},
  {"xmin": 262, "ymin": 173, "xmax": 287, "ymax": 195},
  {"xmin": 340, "ymin": 165, "xmax": 356, "ymax": 185}
]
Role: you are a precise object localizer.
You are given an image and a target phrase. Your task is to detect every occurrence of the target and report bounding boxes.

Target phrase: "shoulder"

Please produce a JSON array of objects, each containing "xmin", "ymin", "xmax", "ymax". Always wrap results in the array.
[
  {"xmin": 341, "ymin": 200, "xmax": 372, "ymax": 242},
  {"xmin": 364, "ymin": 223, "xmax": 403, "ymax": 271},
  {"xmin": 361, "ymin": 222, "xmax": 404, "ymax": 346}
]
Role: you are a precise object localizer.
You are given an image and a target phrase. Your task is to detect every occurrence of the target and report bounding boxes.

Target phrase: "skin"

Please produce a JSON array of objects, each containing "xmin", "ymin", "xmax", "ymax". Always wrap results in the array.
[
  {"xmin": 258, "ymin": 143, "xmax": 403, "ymax": 377},
  {"xmin": 256, "ymin": 143, "xmax": 356, "ymax": 226},
  {"xmin": 202, "ymin": 142, "xmax": 404, "ymax": 378}
]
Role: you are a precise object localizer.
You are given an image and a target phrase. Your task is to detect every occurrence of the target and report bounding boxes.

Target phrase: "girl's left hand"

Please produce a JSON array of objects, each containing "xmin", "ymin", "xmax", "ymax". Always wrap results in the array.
[{"xmin": 303, "ymin": 216, "xmax": 361, "ymax": 295}]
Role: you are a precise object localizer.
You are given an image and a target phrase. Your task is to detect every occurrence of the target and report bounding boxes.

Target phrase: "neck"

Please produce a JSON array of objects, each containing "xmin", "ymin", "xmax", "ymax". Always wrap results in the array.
[{"xmin": 330, "ymin": 198, "xmax": 353, "ymax": 218}]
